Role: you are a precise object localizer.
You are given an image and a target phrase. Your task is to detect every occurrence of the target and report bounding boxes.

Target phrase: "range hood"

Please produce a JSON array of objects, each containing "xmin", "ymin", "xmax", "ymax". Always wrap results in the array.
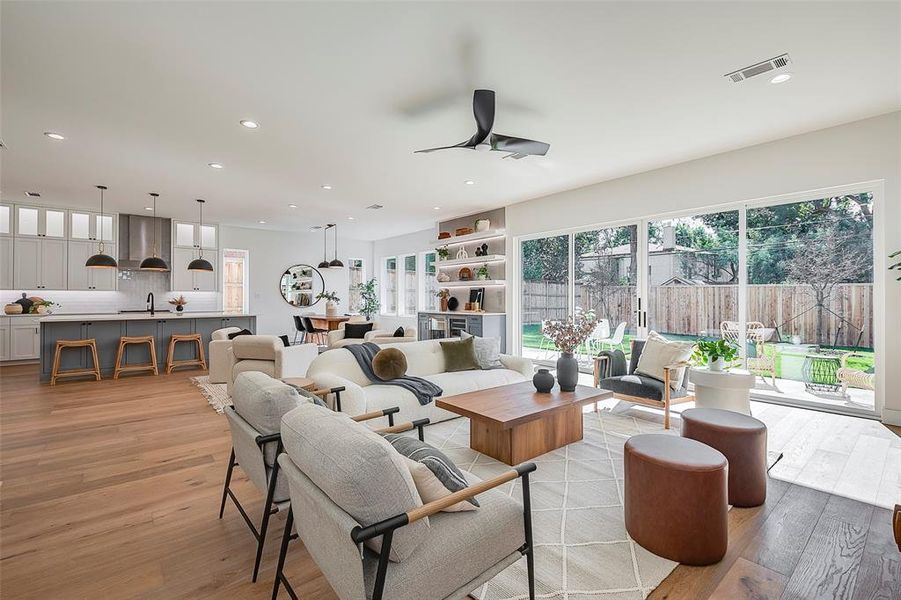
[{"xmin": 117, "ymin": 214, "xmax": 172, "ymax": 270}]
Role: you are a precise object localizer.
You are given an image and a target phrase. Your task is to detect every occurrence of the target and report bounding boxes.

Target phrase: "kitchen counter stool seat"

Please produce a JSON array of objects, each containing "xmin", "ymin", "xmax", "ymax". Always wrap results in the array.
[
  {"xmin": 50, "ymin": 338, "xmax": 102, "ymax": 385},
  {"xmin": 114, "ymin": 335, "xmax": 159, "ymax": 379},
  {"xmin": 166, "ymin": 333, "xmax": 207, "ymax": 374}
]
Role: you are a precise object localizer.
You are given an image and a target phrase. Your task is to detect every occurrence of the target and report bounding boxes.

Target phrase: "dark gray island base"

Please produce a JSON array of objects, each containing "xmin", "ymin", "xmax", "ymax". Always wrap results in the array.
[{"xmin": 39, "ymin": 313, "xmax": 255, "ymax": 383}]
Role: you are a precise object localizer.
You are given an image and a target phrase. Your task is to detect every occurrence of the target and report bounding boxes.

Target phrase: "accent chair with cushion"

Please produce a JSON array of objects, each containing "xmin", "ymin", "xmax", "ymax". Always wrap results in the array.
[
  {"xmin": 271, "ymin": 401, "xmax": 538, "ymax": 600},
  {"xmin": 593, "ymin": 333, "xmax": 695, "ymax": 429},
  {"xmin": 226, "ymin": 335, "xmax": 318, "ymax": 395},
  {"xmin": 327, "ymin": 321, "xmax": 417, "ymax": 348},
  {"xmin": 208, "ymin": 326, "xmax": 243, "ymax": 384}
]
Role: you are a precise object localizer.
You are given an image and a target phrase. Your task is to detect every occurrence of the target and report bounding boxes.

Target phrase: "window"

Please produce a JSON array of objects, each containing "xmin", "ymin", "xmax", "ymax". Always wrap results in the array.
[
  {"xmin": 348, "ymin": 258, "xmax": 365, "ymax": 312},
  {"xmin": 222, "ymin": 249, "xmax": 249, "ymax": 313},
  {"xmin": 421, "ymin": 251, "xmax": 438, "ymax": 311},
  {"xmin": 400, "ymin": 254, "xmax": 417, "ymax": 315},
  {"xmin": 520, "ymin": 234, "xmax": 570, "ymax": 362},
  {"xmin": 382, "ymin": 257, "xmax": 397, "ymax": 314}
]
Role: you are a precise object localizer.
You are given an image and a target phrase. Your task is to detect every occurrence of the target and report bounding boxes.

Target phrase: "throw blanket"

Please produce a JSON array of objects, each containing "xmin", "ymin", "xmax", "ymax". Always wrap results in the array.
[
  {"xmin": 596, "ymin": 349, "xmax": 628, "ymax": 379},
  {"xmin": 344, "ymin": 343, "xmax": 443, "ymax": 406}
]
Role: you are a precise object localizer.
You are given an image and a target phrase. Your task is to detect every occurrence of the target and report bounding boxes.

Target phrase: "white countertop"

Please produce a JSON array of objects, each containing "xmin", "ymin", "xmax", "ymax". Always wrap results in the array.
[{"xmin": 38, "ymin": 312, "xmax": 255, "ymax": 322}]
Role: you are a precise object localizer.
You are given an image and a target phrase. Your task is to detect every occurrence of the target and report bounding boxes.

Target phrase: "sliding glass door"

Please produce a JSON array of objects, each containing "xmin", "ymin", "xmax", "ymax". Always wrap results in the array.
[{"xmin": 520, "ymin": 234, "xmax": 569, "ymax": 363}]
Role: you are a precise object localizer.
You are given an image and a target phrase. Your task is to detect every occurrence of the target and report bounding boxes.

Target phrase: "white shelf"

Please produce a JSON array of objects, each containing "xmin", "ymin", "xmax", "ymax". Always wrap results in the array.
[
  {"xmin": 436, "ymin": 254, "xmax": 505, "ymax": 268},
  {"xmin": 439, "ymin": 280, "xmax": 506, "ymax": 287},
  {"xmin": 433, "ymin": 229, "xmax": 506, "ymax": 246}
]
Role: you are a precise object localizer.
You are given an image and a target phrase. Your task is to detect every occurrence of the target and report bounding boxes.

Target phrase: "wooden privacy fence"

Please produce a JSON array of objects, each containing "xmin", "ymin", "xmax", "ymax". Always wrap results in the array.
[{"xmin": 521, "ymin": 281, "xmax": 873, "ymax": 348}]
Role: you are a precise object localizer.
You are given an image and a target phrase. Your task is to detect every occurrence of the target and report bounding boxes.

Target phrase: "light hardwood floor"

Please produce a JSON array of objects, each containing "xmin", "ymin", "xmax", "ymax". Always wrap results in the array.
[{"xmin": 1, "ymin": 364, "xmax": 898, "ymax": 599}]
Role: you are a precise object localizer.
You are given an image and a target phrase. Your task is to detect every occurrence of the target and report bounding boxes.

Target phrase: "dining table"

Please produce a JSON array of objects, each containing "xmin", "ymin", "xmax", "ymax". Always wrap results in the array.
[{"xmin": 307, "ymin": 314, "xmax": 351, "ymax": 331}]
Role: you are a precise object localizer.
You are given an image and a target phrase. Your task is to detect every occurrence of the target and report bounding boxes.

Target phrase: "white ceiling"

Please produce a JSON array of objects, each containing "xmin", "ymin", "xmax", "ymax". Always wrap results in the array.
[{"xmin": 2, "ymin": 2, "xmax": 898, "ymax": 241}]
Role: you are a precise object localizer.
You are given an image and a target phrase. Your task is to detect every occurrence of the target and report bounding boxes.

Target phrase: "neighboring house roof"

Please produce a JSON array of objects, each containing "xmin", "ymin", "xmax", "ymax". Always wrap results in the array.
[{"xmin": 658, "ymin": 276, "xmax": 708, "ymax": 286}]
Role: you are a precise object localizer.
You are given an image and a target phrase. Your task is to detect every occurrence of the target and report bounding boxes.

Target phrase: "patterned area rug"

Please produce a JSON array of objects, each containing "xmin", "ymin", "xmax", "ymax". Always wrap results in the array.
[
  {"xmin": 421, "ymin": 409, "xmax": 680, "ymax": 600},
  {"xmin": 190, "ymin": 375, "xmax": 231, "ymax": 413}
]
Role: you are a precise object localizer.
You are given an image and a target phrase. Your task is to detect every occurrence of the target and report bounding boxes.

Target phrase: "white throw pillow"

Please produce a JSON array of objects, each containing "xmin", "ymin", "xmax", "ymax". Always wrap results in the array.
[
  {"xmin": 402, "ymin": 457, "xmax": 478, "ymax": 512},
  {"xmin": 634, "ymin": 331, "xmax": 694, "ymax": 390}
]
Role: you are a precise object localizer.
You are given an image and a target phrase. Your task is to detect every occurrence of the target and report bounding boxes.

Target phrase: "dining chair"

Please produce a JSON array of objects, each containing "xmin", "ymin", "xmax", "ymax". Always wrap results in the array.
[
  {"xmin": 292, "ymin": 315, "xmax": 306, "ymax": 345},
  {"xmin": 301, "ymin": 316, "xmax": 328, "ymax": 346}
]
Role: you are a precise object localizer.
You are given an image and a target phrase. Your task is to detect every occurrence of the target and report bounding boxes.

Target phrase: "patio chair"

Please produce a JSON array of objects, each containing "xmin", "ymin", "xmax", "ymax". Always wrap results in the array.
[
  {"xmin": 836, "ymin": 352, "xmax": 875, "ymax": 397},
  {"xmin": 538, "ymin": 319, "xmax": 556, "ymax": 358},
  {"xmin": 720, "ymin": 321, "xmax": 776, "ymax": 387},
  {"xmin": 596, "ymin": 321, "xmax": 627, "ymax": 353},
  {"xmin": 587, "ymin": 319, "xmax": 611, "ymax": 355}
]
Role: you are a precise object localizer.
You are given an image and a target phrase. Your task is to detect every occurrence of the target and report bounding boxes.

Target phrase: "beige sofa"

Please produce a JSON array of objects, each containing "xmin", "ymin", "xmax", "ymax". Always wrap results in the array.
[
  {"xmin": 208, "ymin": 327, "xmax": 243, "ymax": 384},
  {"xmin": 226, "ymin": 335, "xmax": 319, "ymax": 395},
  {"xmin": 306, "ymin": 338, "xmax": 533, "ymax": 424},
  {"xmin": 327, "ymin": 321, "xmax": 416, "ymax": 348}
]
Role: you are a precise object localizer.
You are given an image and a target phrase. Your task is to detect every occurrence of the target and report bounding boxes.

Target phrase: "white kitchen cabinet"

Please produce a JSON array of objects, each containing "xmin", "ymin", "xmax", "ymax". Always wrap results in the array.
[
  {"xmin": 0, "ymin": 319, "xmax": 9, "ymax": 361},
  {"xmin": 10, "ymin": 317, "xmax": 41, "ymax": 360},
  {"xmin": 15, "ymin": 205, "xmax": 67, "ymax": 239},
  {"xmin": 0, "ymin": 236, "xmax": 12, "ymax": 289},
  {"xmin": 173, "ymin": 220, "xmax": 217, "ymax": 250},
  {"xmin": 13, "ymin": 237, "xmax": 68, "ymax": 290},
  {"xmin": 67, "ymin": 241, "xmax": 117, "ymax": 290},
  {"xmin": 68, "ymin": 210, "xmax": 115, "ymax": 242},
  {"xmin": 171, "ymin": 247, "xmax": 217, "ymax": 291}
]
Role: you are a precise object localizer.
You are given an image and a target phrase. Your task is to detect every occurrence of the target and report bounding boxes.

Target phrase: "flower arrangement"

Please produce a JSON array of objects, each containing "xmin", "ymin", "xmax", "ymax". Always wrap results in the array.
[
  {"xmin": 435, "ymin": 289, "xmax": 450, "ymax": 300},
  {"xmin": 168, "ymin": 295, "xmax": 188, "ymax": 307},
  {"xmin": 543, "ymin": 314, "xmax": 597, "ymax": 354},
  {"xmin": 316, "ymin": 291, "xmax": 340, "ymax": 303},
  {"xmin": 436, "ymin": 245, "xmax": 450, "ymax": 260}
]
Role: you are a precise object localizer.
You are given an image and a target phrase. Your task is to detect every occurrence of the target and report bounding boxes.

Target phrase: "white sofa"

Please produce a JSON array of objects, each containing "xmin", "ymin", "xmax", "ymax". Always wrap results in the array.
[
  {"xmin": 226, "ymin": 335, "xmax": 319, "ymax": 395},
  {"xmin": 326, "ymin": 321, "xmax": 417, "ymax": 349},
  {"xmin": 306, "ymin": 338, "xmax": 534, "ymax": 424},
  {"xmin": 208, "ymin": 326, "xmax": 243, "ymax": 384}
]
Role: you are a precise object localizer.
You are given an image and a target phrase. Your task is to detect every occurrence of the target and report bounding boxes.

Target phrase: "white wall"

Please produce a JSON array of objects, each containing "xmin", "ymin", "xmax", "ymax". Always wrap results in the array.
[
  {"xmin": 372, "ymin": 227, "xmax": 436, "ymax": 332},
  {"xmin": 219, "ymin": 225, "xmax": 373, "ymax": 337},
  {"xmin": 504, "ymin": 111, "xmax": 900, "ymax": 424}
]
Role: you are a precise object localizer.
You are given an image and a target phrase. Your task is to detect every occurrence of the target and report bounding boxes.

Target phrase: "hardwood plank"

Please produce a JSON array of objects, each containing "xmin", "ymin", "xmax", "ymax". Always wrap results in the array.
[
  {"xmin": 708, "ymin": 557, "xmax": 787, "ymax": 600},
  {"xmin": 782, "ymin": 516, "xmax": 868, "ymax": 600},
  {"xmin": 851, "ymin": 507, "xmax": 901, "ymax": 600}
]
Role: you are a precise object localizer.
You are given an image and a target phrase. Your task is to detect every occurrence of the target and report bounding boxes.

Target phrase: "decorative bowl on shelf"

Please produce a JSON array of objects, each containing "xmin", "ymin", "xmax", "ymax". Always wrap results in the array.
[
  {"xmin": 455, "ymin": 227, "xmax": 474, "ymax": 236},
  {"xmin": 458, "ymin": 267, "xmax": 473, "ymax": 281},
  {"xmin": 438, "ymin": 231, "xmax": 452, "ymax": 240}
]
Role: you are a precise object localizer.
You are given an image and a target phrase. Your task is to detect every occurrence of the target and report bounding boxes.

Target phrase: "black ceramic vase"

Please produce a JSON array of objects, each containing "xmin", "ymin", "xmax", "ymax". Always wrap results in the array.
[
  {"xmin": 176, "ymin": 305, "xmax": 184, "ymax": 312},
  {"xmin": 556, "ymin": 352, "xmax": 579, "ymax": 392},
  {"xmin": 533, "ymin": 368, "xmax": 555, "ymax": 393}
]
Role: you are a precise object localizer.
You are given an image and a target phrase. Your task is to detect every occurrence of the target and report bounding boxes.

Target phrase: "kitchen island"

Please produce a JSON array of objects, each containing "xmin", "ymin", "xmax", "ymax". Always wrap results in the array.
[{"xmin": 38, "ymin": 312, "xmax": 255, "ymax": 383}]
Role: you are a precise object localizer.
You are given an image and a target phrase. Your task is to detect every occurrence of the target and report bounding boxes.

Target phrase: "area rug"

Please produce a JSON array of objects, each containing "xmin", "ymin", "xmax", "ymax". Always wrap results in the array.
[
  {"xmin": 421, "ymin": 409, "xmax": 680, "ymax": 600},
  {"xmin": 190, "ymin": 375, "xmax": 231, "ymax": 413}
]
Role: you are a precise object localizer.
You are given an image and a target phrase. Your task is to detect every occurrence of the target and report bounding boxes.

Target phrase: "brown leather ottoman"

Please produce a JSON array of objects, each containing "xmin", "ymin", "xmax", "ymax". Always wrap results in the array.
[
  {"xmin": 681, "ymin": 408, "xmax": 767, "ymax": 507},
  {"xmin": 624, "ymin": 434, "xmax": 728, "ymax": 565}
]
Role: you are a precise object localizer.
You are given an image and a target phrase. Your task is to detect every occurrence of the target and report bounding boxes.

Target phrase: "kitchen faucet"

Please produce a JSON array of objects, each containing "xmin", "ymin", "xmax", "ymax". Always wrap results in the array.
[{"xmin": 146, "ymin": 292, "xmax": 155, "ymax": 316}]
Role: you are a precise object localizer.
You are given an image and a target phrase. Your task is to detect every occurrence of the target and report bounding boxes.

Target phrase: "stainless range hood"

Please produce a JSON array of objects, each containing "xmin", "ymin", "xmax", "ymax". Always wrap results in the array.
[{"xmin": 117, "ymin": 214, "xmax": 172, "ymax": 270}]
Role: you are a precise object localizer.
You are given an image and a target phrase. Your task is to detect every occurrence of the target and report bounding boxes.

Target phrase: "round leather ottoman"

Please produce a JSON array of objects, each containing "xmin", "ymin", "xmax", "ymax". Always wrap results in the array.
[
  {"xmin": 624, "ymin": 434, "xmax": 728, "ymax": 565},
  {"xmin": 681, "ymin": 408, "xmax": 767, "ymax": 507}
]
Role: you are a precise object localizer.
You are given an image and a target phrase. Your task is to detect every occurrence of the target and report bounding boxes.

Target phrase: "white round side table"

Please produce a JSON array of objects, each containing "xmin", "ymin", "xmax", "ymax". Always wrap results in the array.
[{"xmin": 689, "ymin": 367, "xmax": 756, "ymax": 415}]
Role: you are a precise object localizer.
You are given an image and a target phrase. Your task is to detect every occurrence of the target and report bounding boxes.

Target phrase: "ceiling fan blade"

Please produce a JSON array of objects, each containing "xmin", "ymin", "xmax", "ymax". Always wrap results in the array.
[
  {"xmin": 466, "ymin": 89, "xmax": 495, "ymax": 146},
  {"xmin": 414, "ymin": 141, "xmax": 471, "ymax": 153},
  {"xmin": 489, "ymin": 133, "xmax": 550, "ymax": 156}
]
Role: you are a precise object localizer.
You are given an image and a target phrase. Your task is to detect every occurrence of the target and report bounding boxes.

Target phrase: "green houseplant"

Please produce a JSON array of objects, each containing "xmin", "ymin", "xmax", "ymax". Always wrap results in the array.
[
  {"xmin": 436, "ymin": 245, "xmax": 450, "ymax": 261},
  {"xmin": 355, "ymin": 278, "xmax": 380, "ymax": 320},
  {"xmin": 693, "ymin": 339, "xmax": 739, "ymax": 372}
]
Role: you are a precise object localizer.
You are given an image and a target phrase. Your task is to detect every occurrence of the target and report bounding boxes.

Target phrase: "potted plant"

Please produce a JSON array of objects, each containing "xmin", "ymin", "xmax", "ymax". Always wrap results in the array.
[
  {"xmin": 693, "ymin": 339, "xmax": 738, "ymax": 372},
  {"xmin": 542, "ymin": 315, "xmax": 597, "ymax": 391},
  {"xmin": 355, "ymin": 278, "xmax": 380, "ymax": 321},
  {"xmin": 168, "ymin": 295, "xmax": 188, "ymax": 313},
  {"xmin": 436, "ymin": 245, "xmax": 450, "ymax": 261},
  {"xmin": 435, "ymin": 288, "xmax": 450, "ymax": 312},
  {"xmin": 316, "ymin": 291, "xmax": 340, "ymax": 316},
  {"xmin": 29, "ymin": 299, "xmax": 57, "ymax": 314},
  {"xmin": 476, "ymin": 263, "xmax": 490, "ymax": 280}
]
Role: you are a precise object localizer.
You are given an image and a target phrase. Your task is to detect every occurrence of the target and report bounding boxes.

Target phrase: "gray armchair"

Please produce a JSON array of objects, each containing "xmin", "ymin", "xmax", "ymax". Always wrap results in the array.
[
  {"xmin": 593, "ymin": 339, "xmax": 695, "ymax": 429},
  {"xmin": 271, "ymin": 401, "xmax": 537, "ymax": 600}
]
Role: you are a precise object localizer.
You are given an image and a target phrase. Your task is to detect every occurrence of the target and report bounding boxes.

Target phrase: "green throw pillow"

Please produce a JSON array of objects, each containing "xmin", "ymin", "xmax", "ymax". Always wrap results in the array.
[{"xmin": 440, "ymin": 337, "xmax": 481, "ymax": 372}]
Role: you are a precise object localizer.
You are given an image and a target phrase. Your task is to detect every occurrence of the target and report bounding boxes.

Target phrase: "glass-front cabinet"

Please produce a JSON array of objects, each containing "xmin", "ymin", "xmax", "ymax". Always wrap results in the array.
[
  {"xmin": 174, "ymin": 220, "xmax": 217, "ymax": 250},
  {"xmin": 68, "ymin": 210, "xmax": 115, "ymax": 242},
  {"xmin": 15, "ymin": 205, "xmax": 67, "ymax": 238}
]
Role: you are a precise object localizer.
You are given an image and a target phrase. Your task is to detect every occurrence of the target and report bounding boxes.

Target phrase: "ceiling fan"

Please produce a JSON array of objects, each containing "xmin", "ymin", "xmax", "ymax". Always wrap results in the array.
[{"xmin": 414, "ymin": 89, "xmax": 549, "ymax": 159}]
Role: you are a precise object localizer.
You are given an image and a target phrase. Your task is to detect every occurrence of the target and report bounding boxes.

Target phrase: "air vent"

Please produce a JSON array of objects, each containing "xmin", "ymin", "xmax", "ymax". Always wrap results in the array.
[
  {"xmin": 366, "ymin": 204, "xmax": 383, "ymax": 210},
  {"xmin": 725, "ymin": 53, "xmax": 791, "ymax": 83},
  {"xmin": 25, "ymin": 191, "xmax": 41, "ymax": 198}
]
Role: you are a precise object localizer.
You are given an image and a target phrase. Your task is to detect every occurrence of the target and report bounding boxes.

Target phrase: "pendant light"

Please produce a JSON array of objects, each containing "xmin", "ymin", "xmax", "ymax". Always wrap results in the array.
[
  {"xmin": 139, "ymin": 192, "xmax": 169, "ymax": 271},
  {"xmin": 317, "ymin": 225, "xmax": 330, "ymax": 269},
  {"xmin": 328, "ymin": 223, "xmax": 344, "ymax": 269},
  {"xmin": 187, "ymin": 199, "xmax": 214, "ymax": 272},
  {"xmin": 85, "ymin": 185, "xmax": 118, "ymax": 269}
]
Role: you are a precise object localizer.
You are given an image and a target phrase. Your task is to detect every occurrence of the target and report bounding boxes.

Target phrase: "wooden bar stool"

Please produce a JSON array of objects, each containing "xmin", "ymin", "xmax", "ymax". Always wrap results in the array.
[
  {"xmin": 114, "ymin": 336, "xmax": 159, "ymax": 379},
  {"xmin": 166, "ymin": 333, "xmax": 207, "ymax": 374},
  {"xmin": 50, "ymin": 339, "xmax": 102, "ymax": 385}
]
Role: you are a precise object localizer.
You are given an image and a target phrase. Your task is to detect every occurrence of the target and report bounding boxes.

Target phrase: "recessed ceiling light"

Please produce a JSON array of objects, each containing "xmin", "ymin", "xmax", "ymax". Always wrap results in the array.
[
  {"xmin": 433, "ymin": 206, "xmax": 441, "ymax": 210},
  {"xmin": 258, "ymin": 220, "xmax": 266, "ymax": 224},
  {"xmin": 769, "ymin": 73, "xmax": 792, "ymax": 84},
  {"xmin": 288, "ymin": 203, "xmax": 297, "ymax": 209},
  {"xmin": 44, "ymin": 131, "xmax": 65, "ymax": 140},
  {"xmin": 321, "ymin": 184, "xmax": 332, "ymax": 190},
  {"xmin": 239, "ymin": 120, "xmax": 260, "ymax": 129},
  {"xmin": 347, "ymin": 216, "xmax": 355, "ymax": 220},
  {"xmin": 464, "ymin": 180, "xmax": 475, "ymax": 185},
  {"xmin": 144, "ymin": 206, "xmax": 154, "ymax": 211},
  {"xmin": 208, "ymin": 162, "xmax": 224, "ymax": 169}
]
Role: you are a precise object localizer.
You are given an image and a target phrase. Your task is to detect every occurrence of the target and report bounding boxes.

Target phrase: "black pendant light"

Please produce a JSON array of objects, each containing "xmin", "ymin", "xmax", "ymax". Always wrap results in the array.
[
  {"xmin": 140, "ymin": 192, "xmax": 169, "ymax": 271},
  {"xmin": 187, "ymin": 199, "xmax": 214, "ymax": 272},
  {"xmin": 85, "ymin": 185, "xmax": 118, "ymax": 269},
  {"xmin": 328, "ymin": 223, "xmax": 344, "ymax": 269},
  {"xmin": 317, "ymin": 225, "xmax": 330, "ymax": 269}
]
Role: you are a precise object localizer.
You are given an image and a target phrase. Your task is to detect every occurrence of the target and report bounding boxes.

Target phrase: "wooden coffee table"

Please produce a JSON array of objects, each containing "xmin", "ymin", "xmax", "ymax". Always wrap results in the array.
[{"xmin": 436, "ymin": 381, "xmax": 613, "ymax": 465}]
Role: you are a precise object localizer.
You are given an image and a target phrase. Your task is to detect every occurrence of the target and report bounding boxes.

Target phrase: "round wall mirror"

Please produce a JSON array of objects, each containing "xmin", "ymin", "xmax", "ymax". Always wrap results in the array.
[{"xmin": 279, "ymin": 264, "xmax": 325, "ymax": 307}]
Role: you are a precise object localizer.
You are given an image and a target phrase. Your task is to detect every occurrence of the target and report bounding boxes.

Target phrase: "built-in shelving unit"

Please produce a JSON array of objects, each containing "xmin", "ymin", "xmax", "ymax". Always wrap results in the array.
[
  {"xmin": 435, "ymin": 254, "xmax": 505, "ymax": 268},
  {"xmin": 431, "ymin": 228, "xmax": 506, "ymax": 246},
  {"xmin": 441, "ymin": 279, "xmax": 506, "ymax": 287}
]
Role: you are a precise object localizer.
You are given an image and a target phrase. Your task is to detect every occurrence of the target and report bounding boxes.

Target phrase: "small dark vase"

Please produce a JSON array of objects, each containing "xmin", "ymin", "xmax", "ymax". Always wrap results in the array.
[
  {"xmin": 556, "ymin": 352, "xmax": 579, "ymax": 392},
  {"xmin": 176, "ymin": 305, "xmax": 184, "ymax": 313},
  {"xmin": 533, "ymin": 368, "xmax": 555, "ymax": 393}
]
